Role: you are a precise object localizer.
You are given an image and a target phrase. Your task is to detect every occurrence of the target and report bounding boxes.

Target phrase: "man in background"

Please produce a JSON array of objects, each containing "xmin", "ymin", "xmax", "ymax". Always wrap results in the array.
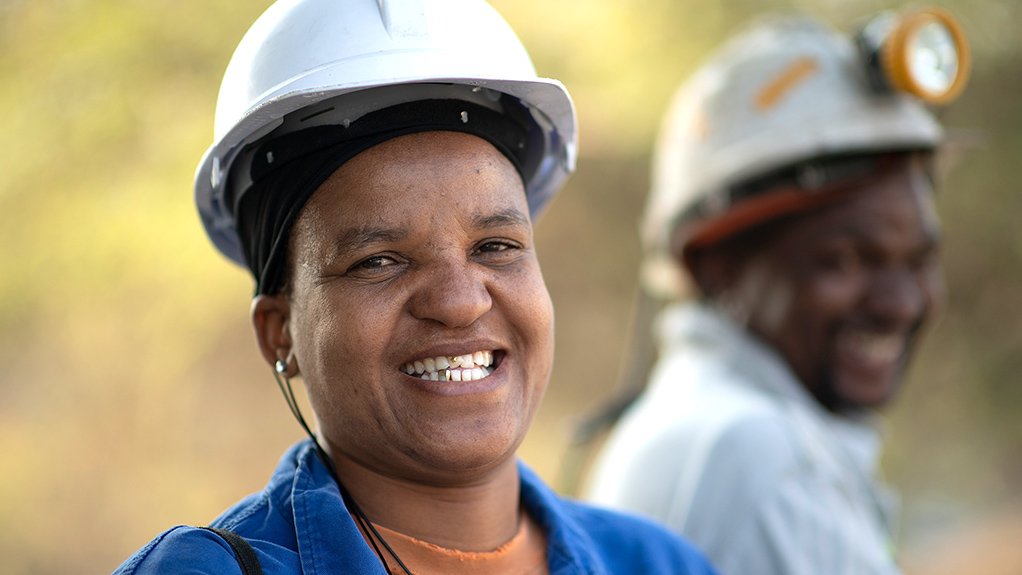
[{"xmin": 587, "ymin": 9, "xmax": 969, "ymax": 574}]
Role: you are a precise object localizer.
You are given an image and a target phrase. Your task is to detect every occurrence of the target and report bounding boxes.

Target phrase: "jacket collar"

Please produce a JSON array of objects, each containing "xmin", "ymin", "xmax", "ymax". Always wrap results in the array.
[
  {"xmin": 656, "ymin": 301, "xmax": 884, "ymax": 475},
  {"xmin": 283, "ymin": 443, "xmax": 604, "ymax": 574}
]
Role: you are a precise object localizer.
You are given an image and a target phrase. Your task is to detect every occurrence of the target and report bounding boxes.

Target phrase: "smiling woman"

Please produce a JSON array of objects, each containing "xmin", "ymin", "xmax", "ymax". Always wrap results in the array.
[
  {"xmin": 110, "ymin": 1, "xmax": 717, "ymax": 574},
  {"xmin": 258, "ymin": 131, "xmax": 554, "ymax": 487}
]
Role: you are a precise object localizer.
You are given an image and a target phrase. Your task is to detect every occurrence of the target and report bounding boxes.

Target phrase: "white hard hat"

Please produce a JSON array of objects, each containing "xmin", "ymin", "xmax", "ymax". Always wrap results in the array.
[
  {"xmin": 195, "ymin": 0, "xmax": 577, "ymax": 266},
  {"xmin": 642, "ymin": 13, "xmax": 952, "ymax": 297}
]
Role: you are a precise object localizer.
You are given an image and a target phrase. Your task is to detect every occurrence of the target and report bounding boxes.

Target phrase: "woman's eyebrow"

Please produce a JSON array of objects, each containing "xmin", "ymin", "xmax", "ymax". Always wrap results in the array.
[
  {"xmin": 333, "ymin": 226, "xmax": 408, "ymax": 256},
  {"xmin": 326, "ymin": 208, "xmax": 527, "ymax": 258},
  {"xmin": 472, "ymin": 207, "xmax": 530, "ymax": 230}
]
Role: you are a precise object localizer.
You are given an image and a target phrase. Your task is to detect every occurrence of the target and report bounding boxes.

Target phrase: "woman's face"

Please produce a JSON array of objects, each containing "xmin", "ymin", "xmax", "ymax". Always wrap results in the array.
[{"xmin": 280, "ymin": 131, "xmax": 553, "ymax": 483}]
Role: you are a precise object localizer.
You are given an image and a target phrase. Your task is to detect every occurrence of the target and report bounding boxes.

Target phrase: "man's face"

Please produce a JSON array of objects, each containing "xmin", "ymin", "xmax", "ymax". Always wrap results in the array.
[
  {"xmin": 733, "ymin": 157, "xmax": 944, "ymax": 411},
  {"xmin": 285, "ymin": 131, "xmax": 553, "ymax": 483}
]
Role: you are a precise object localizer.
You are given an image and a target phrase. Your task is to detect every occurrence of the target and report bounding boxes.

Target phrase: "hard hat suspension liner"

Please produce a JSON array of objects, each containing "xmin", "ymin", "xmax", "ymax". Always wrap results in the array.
[{"xmin": 231, "ymin": 97, "xmax": 535, "ymax": 295}]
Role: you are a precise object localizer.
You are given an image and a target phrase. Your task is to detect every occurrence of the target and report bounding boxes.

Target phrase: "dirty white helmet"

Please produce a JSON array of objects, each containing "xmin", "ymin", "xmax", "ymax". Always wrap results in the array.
[
  {"xmin": 195, "ymin": 0, "xmax": 577, "ymax": 266},
  {"xmin": 642, "ymin": 12, "xmax": 962, "ymax": 297}
]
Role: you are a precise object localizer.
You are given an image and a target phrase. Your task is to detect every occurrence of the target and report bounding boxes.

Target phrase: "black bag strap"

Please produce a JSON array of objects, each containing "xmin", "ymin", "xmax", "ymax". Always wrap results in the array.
[{"xmin": 202, "ymin": 526, "xmax": 265, "ymax": 575}]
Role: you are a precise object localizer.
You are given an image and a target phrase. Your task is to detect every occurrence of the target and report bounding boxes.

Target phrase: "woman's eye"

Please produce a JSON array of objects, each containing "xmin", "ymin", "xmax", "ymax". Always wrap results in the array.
[
  {"xmin": 475, "ymin": 240, "xmax": 524, "ymax": 259},
  {"xmin": 477, "ymin": 241, "xmax": 513, "ymax": 253},
  {"xmin": 472, "ymin": 239, "xmax": 523, "ymax": 265},
  {"xmin": 349, "ymin": 255, "xmax": 397, "ymax": 273}
]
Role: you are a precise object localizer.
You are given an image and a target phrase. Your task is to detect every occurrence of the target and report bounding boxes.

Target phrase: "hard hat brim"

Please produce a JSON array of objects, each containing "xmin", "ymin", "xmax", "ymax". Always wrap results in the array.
[{"xmin": 195, "ymin": 76, "xmax": 576, "ymax": 266}]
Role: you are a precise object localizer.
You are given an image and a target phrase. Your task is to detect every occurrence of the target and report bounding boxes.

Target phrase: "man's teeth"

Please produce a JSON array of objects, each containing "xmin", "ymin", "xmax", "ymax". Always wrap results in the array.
[
  {"xmin": 840, "ymin": 331, "xmax": 903, "ymax": 364},
  {"xmin": 403, "ymin": 351, "xmax": 495, "ymax": 382}
]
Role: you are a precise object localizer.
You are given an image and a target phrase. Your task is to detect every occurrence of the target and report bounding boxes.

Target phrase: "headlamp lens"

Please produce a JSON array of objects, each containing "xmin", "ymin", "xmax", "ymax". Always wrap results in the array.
[
  {"xmin": 909, "ymin": 20, "xmax": 959, "ymax": 95},
  {"xmin": 858, "ymin": 7, "xmax": 971, "ymax": 105}
]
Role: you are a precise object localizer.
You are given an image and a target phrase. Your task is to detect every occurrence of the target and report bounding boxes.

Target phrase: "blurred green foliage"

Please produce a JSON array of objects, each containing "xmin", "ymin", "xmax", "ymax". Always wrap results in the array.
[{"xmin": 1, "ymin": 0, "xmax": 1019, "ymax": 572}]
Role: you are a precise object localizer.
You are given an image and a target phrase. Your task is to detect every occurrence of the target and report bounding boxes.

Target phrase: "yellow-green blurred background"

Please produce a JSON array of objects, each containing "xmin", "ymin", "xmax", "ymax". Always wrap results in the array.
[{"xmin": 2, "ymin": 0, "xmax": 1020, "ymax": 573}]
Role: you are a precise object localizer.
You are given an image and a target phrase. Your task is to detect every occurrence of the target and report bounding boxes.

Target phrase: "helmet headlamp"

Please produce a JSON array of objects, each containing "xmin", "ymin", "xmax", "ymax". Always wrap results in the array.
[{"xmin": 857, "ymin": 7, "xmax": 970, "ymax": 105}]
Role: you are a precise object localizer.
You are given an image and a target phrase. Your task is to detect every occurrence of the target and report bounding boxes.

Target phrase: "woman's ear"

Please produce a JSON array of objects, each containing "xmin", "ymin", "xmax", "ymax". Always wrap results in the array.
[{"xmin": 251, "ymin": 295, "xmax": 292, "ymax": 371}]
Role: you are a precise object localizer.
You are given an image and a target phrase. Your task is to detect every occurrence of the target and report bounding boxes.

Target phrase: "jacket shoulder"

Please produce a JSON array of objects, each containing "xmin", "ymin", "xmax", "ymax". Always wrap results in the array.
[
  {"xmin": 696, "ymin": 409, "xmax": 804, "ymax": 481},
  {"xmin": 561, "ymin": 501, "xmax": 718, "ymax": 574},
  {"xmin": 113, "ymin": 526, "xmax": 244, "ymax": 575},
  {"xmin": 588, "ymin": 397, "xmax": 802, "ymax": 521}
]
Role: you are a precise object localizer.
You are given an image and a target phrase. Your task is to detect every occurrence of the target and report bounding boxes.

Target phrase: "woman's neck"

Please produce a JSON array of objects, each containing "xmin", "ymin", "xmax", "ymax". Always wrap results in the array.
[{"xmin": 331, "ymin": 454, "xmax": 522, "ymax": 552}]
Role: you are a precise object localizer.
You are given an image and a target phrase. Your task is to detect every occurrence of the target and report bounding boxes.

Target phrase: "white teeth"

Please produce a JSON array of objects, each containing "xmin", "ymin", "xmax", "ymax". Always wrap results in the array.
[
  {"xmin": 840, "ymin": 331, "xmax": 903, "ymax": 364},
  {"xmin": 403, "ymin": 350, "xmax": 497, "ymax": 382}
]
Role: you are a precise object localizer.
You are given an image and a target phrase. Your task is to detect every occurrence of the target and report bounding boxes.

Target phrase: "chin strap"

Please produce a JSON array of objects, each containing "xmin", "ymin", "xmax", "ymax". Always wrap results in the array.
[{"xmin": 272, "ymin": 360, "xmax": 413, "ymax": 575}]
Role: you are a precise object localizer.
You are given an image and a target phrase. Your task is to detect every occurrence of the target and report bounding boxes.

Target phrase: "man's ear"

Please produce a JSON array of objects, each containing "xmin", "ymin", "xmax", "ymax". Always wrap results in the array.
[
  {"xmin": 686, "ymin": 246, "xmax": 735, "ymax": 299},
  {"xmin": 252, "ymin": 295, "xmax": 293, "ymax": 372}
]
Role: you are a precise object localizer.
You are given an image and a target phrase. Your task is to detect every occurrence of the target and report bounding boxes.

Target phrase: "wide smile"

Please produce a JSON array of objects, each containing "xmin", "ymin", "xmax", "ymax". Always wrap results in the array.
[
  {"xmin": 402, "ymin": 350, "xmax": 500, "ymax": 382},
  {"xmin": 835, "ymin": 329, "xmax": 906, "ymax": 371}
]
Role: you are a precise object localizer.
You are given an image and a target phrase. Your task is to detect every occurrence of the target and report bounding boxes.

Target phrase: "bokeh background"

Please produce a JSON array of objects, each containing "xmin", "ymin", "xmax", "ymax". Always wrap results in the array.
[{"xmin": 2, "ymin": 0, "xmax": 1019, "ymax": 572}]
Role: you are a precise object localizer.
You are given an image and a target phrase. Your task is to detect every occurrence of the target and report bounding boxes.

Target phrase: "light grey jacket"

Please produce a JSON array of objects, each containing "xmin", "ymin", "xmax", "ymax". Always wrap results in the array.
[{"xmin": 586, "ymin": 302, "xmax": 900, "ymax": 575}]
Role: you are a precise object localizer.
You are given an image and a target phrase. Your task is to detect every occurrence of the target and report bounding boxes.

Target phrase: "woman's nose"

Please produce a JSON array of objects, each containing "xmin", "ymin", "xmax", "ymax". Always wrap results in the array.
[{"xmin": 408, "ymin": 260, "xmax": 493, "ymax": 328}]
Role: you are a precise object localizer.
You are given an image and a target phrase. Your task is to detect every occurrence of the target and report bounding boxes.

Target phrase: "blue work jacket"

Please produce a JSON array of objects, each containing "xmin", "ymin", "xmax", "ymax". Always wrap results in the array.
[{"xmin": 115, "ymin": 440, "xmax": 716, "ymax": 574}]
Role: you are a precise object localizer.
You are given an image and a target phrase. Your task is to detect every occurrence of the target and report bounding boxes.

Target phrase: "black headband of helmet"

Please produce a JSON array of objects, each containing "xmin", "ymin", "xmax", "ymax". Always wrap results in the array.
[{"xmin": 231, "ymin": 98, "xmax": 533, "ymax": 295}]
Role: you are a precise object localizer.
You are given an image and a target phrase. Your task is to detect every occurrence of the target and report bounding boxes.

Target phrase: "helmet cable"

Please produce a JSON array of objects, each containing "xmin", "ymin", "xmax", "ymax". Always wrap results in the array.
[{"xmin": 273, "ymin": 360, "xmax": 413, "ymax": 575}]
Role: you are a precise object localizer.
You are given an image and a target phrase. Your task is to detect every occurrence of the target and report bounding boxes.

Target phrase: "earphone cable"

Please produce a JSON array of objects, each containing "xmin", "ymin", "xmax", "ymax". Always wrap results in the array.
[{"xmin": 273, "ymin": 362, "xmax": 413, "ymax": 575}]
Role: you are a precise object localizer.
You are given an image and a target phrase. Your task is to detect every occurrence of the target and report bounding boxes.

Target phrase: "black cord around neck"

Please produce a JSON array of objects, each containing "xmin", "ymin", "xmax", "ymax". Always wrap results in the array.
[{"xmin": 273, "ymin": 362, "xmax": 414, "ymax": 575}]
